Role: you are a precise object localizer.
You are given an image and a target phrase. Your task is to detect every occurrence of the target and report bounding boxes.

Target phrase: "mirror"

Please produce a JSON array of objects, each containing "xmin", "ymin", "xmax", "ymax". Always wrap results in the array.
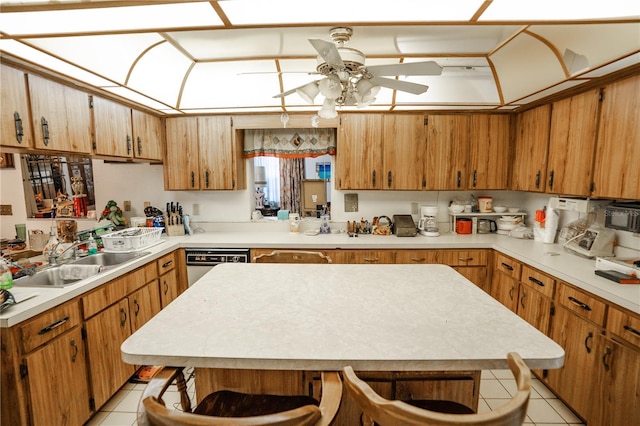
[{"xmin": 20, "ymin": 154, "xmax": 96, "ymax": 219}]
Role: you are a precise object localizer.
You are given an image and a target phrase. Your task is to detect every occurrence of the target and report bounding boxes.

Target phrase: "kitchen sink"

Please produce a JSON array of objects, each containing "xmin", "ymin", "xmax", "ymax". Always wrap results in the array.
[
  {"xmin": 70, "ymin": 251, "xmax": 151, "ymax": 268},
  {"xmin": 13, "ymin": 251, "xmax": 151, "ymax": 288}
]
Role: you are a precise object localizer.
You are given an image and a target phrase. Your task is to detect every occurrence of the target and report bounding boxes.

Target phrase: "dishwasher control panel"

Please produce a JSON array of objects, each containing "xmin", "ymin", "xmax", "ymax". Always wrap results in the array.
[{"xmin": 185, "ymin": 249, "xmax": 250, "ymax": 266}]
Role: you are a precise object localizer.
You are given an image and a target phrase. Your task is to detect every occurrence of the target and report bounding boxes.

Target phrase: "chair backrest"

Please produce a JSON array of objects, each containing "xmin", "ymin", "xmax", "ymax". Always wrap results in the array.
[
  {"xmin": 138, "ymin": 369, "xmax": 342, "ymax": 426},
  {"xmin": 253, "ymin": 250, "xmax": 332, "ymax": 264},
  {"xmin": 343, "ymin": 352, "xmax": 531, "ymax": 426}
]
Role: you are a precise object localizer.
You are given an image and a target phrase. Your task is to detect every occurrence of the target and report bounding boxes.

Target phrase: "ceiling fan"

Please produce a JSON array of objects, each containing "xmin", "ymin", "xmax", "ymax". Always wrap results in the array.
[{"xmin": 274, "ymin": 27, "xmax": 443, "ymax": 118}]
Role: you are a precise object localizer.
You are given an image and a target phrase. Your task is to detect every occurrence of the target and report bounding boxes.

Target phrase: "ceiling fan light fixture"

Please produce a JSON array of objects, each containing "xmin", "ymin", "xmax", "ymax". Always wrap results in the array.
[
  {"xmin": 318, "ymin": 75, "xmax": 343, "ymax": 100},
  {"xmin": 318, "ymin": 97, "xmax": 338, "ymax": 119},
  {"xmin": 295, "ymin": 81, "xmax": 320, "ymax": 104},
  {"xmin": 355, "ymin": 78, "xmax": 380, "ymax": 106}
]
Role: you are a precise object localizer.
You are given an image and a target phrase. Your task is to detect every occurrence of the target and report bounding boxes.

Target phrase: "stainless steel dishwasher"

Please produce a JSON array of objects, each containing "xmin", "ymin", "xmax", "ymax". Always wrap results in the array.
[{"xmin": 185, "ymin": 248, "xmax": 251, "ymax": 286}]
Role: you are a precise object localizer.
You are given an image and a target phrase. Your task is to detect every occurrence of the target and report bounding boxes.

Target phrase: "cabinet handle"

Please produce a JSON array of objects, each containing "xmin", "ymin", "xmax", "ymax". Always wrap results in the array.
[
  {"xmin": 535, "ymin": 171, "xmax": 541, "ymax": 188},
  {"xmin": 410, "ymin": 257, "xmax": 426, "ymax": 262},
  {"xmin": 163, "ymin": 279, "xmax": 169, "ymax": 295},
  {"xmin": 70, "ymin": 338, "xmax": 78, "ymax": 363},
  {"xmin": 133, "ymin": 299, "xmax": 140, "ymax": 316},
  {"xmin": 472, "ymin": 170, "xmax": 477, "ymax": 188},
  {"xmin": 501, "ymin": 262, "xmax": 514, "ymax": 271},
  {"xmin": 38, "ymin": 316, "xmax": 69, "ymax": 335},
  {"xmin": 520, "ymin": 290, "xmax": 526, "ymax": 309},
  {"xmin": 372, "ymin": 171, "xmax": 376, "ymax": 187},
  {"xmin": 458, "ymin": 257, "xmax": 473, "ymax": 262},
  {"xmin": 41, "ymin": 116, "xmax": 50, "ymax": 146},
  {"xmin": 422, "ymin": 178, "xmax": 426, "ymax": 188},
  {"xmin": 120, "ymin": 307, "xmax": 127, "ymax": 327},
  {"xmin": 584, "ymin": 331, "xmax": 593, "ymax": 353},
  {"xmin": 457, "ymin": 171, "xmax": 462, "ymax": 188},
  {"xmin": 191, "ymin": 171, "xmax": 195, "ymax": 188},
  {"xmin": 137, "ymin": 136, "xmax": 142, "ymax": 155},
  {"xmin": 509, "ymin": 285, "xmax": 515, "ymax": 301},
  {"xmin": 623, "ymin": 325, "xmax": 640, "ymax": 338},
  {"xmin": 126, "ymin": 135, "xmax": 132, "ymax": 155},
  {"xmin": 363, "ymin": 257, "xmax": 380, "ymax": 263},
  {"xmin": 602, "ymin": 346, "xmax": 612, "ymax": 371},
  {"xmin": 387, "ymin": 171, "xmax": 392, "ymax": 188},
  {"xmin": 205, "ymin": 170, "xmax": 210, "ymax": 188},
  {"xmin": 568, "ymin": 296, "xmax": 592, "ymax": 311},
  {"xmin": 548, "ymin": 170, "xmax": 555, "ymax": 190},
  {"xmin": 162, "ymin": 260, "xmax": 174, "ymax": 269},
  {"xmin": 528, "ymin": 276, "xmax": 545, "ymax": 287},
  {"xmin": 13, "ymin": 112, "xmax": 24, "ymax": 143}
]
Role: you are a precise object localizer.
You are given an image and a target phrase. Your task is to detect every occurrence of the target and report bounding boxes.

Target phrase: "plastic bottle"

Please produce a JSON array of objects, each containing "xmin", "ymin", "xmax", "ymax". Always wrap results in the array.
[
  {"xmin": 0, "ymin": 258, "xmax": 14, "ymax": 290},
  {"xmin": 88, "ymin": 235, "xmax": 98, "ymax": 255}
]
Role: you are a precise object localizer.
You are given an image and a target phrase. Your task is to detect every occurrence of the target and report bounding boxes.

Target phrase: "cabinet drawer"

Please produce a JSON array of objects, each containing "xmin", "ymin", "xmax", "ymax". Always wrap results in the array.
[
  {"xmin": 521, "ymin": 265, "xmax": 555, "ymax": 298},
  {"xmin": 19, "ymin": 300, "xmax": 81, "ymax": 353},
  {"xmin": 439, "ymin": 250, "xmax": 488, "ymax": 266},
  {"xmin": 607, "ymin": 306, "xmax": 640, "ymax": 349},
  {"xmin": 556, "ymin": 282, "xmax": 606, "ymax": 326},
  {"xmin": 82, "ymin": 262, "xmax": 156, "ymax": 319},
  {"xmin": 394, "ymin": 250, "xmax": 437, "ymax": 264},
  {"xmin": 157, "ymin": 251, "xmax": 176, "ymax": 275},
  {"xmin": 494, "ymin": 253, "xmax": 521, "ymax": 279}
]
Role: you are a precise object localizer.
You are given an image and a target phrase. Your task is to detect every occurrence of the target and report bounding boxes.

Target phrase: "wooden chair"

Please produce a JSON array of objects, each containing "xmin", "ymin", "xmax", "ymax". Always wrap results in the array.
[
  {"xmin": 253, "ymin": 250, "xmax": 332, "ymax": 264},
  {"xmin": 137, "ymin": 367, "xmax": 342, "ymax": 426},
  {"xmin": 343, "ymin": 352, "xmax": 531, "ymax": 426}
]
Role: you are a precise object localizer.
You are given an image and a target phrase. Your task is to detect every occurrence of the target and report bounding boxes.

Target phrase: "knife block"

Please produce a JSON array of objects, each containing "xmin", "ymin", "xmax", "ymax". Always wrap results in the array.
[{"xmin": 164, "ymin": 214, "xmax": 185, "ymax": 237}]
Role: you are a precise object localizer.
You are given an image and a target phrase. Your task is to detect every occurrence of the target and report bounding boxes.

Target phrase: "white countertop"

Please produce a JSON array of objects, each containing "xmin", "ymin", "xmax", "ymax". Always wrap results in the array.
[
  {"xmin": 121, "ymin": 263, "xmax": 565, "ymax": 371},
  {"xmin": 2, "ymin": 230, "xmax": 638, "ymax": 328}
]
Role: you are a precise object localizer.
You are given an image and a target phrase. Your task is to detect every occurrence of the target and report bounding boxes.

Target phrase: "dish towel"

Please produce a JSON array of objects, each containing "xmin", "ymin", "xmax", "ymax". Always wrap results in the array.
[{"xmin": 59, "ymin": 264, "xmax": 103, "ymax": 280}]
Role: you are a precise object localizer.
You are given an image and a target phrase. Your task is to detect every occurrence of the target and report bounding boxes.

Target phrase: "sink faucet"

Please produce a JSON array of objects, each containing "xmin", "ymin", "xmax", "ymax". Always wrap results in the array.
[{"xmin": 49, "ymin": 240, "xmax": 86, "ymax": 266}]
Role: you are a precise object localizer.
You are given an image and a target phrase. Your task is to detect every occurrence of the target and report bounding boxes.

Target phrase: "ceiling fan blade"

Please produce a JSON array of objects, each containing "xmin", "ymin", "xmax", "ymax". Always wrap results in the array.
[
  {"xmin": 367, "ymin": 61, "xmax": 443, "ymax": 77},
  {"xmin": 369, "ymin": 77, "xmax": 429, "ymax": 95},
  {"xmin": 309, "ymin": 39, "xmax": 344, "ymax": 68}
]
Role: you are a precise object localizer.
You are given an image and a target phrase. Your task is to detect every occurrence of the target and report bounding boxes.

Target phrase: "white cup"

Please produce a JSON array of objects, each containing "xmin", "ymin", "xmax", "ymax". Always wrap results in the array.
[{"xmin": 251, "ymin": 211, "xmax": 263, "ymax": 220}]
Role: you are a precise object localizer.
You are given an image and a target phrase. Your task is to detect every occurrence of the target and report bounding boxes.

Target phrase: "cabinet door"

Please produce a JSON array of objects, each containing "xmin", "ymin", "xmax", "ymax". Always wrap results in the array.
[
  {"xmin": 547, "ymin": 89, "xmax": 600, "ymax": 196},
  {"xmin": 165, "ymin": 117, "xmax": 200, "ymax": 190},
  {"xmin": 517, "ymin": 285, "xmax": 552, "ymax": 334},
  {"xmin": 132, "ymin": 109, "xmax": 164, "ymax": 161},
  {"xmin": 1, "ymin": 64, "xmax": 33, "ymax": 148},
  {"xmin": 425, "ymin": 115, "xmax": 469, "ymax": 190},
  {"xmin": 592, "ymin": 74, "xmax": 640, "ymax": 200},
  {"xmin": 92, "ymin": 96, "xmax": 133, "ymax": 158},
  {"xmin": 159, "ymin": 268, "xmax": 179, "ymax": 308},
  {"xmin": 334, "ymin": 249, "xmax": 394, "ymax": 264},
  {"xmin": 84, "ymin": 299, "xmax": 135, "ymax": 410},
  {"xmin": 382, "ymin": 114, "xmax": 426, "ymax": 190},
  {"xmin": 25, "ymin": 327, "xmax": 91, "ymax": 426},
  {"xmin": 468, "ymin": 114, "xmax": 510, "ymax": 190},
  {"xmin": 129, "ymin": 281, "xmax": 161, "ymax": 332},
  {"xmin": 198, "ymin": 116, "xmax": 237, "ymax": 189},
  {"xmin": 588, "ymin": 335, "xmax": 640, "ymax": 426},
  {"xmin": 511, "ymin": 104, "xmax": 551, "ymax": 192},
  {"xmin": 336, "ymin": 114, "xmax": 383, "ymax": 189},
  {"xmin": 28, "ymin": 73, "xmax": 92, "ymax": 153},
  {"xmin": 546, "ymin": 305, "xmax": 599, "ymax": 420},
  {"xmin": 454, "ymin": 266, "xmax": 488, "ymax": 293},
  {"xmin": 490, "ymin": 272, "xmax": 518, "ymax": 312}
]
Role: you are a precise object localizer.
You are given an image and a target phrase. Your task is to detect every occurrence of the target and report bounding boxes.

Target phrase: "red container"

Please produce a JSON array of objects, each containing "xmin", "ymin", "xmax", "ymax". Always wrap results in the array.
[{"xmin": 456, "ymin": 218, "xmax": 473, "ymax": 234}]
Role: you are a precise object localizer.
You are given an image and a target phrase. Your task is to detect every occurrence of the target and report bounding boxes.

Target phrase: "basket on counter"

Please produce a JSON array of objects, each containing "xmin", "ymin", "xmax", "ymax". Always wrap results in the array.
[{"xmin": 101, "ymin": 227, "xmax": 163, "ymax": 252}]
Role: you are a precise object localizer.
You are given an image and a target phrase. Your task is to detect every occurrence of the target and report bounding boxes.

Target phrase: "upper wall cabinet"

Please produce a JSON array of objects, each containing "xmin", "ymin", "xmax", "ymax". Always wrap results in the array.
[
  {"xmin": 592, "ymin": 74, "xmax": 640, "ymax": 200},
  {"xmin": 468, "ymin": 114, "xmax": 510, "ymax": 190},
  {"xmin": 0, "ymin": 64, "xmax": 33, "ymax": 149},
  {"xmin": 28, "ymin": 73, "xmax": 92, "ymax": 154},
  {"xmin": 382, "ymin": 114, "xmax": 426, "ymax": 190},
  {"xmin": 132, "ymin": 109, "xmax": 164, "ymax": 162},
  {"xmin": 511, "ymin": 104, "xmax": 551, "ymax": 192},
  {"xmin": 164, "ymin": 116, "xmax": 245, "ymax": 190},
  {"xmin": 425, "ymin": 115, "xmax": 469, "ymax": 190},
  {"xmin": 336, "ymin": 114, "xmax": 384, "ymax": 190},
  {"xmin": 547, "ymin": 89, "xmax": 600, "ymax": 197}
]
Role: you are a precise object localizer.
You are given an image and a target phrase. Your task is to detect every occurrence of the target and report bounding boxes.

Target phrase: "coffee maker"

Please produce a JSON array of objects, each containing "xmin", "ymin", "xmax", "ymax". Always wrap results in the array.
[{"xmin": 418, "ymin": 206, "xmax": 440, "ymax": 236}]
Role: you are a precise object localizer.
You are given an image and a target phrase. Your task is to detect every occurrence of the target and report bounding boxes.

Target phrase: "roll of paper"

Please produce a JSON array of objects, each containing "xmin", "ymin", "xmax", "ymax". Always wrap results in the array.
[{"xmin": 59, "ymin": 264, "xmax": 103, "ymax": 280}]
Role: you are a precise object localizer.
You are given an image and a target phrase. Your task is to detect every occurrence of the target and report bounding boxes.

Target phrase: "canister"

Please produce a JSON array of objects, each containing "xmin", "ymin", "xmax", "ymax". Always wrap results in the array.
[{"xmin": 478, "ymin": 196, "xmax": 493, "ymax": 213}]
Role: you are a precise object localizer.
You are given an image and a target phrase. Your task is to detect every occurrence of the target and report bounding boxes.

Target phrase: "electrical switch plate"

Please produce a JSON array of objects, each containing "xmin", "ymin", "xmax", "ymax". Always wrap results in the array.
[
  {"xmin": 193, "ymin": 203, "xmax": 200, "ymax": 215},
  {"xmin": 123, "ymin": 200, "xmax": 131, "ymax": 211},
  {"xmin": 144, "ymin": 201, "xmax": 151, "ymax": 208},
  {"xmin": 411, "ymin": 202, "xmax": 419, "ymax": 215},
  {"xmin": 0, "ymin": 204, "xmax": 12, "ymax": 215},
  {"xmin": 344, "ymin": 194, "xmax": 358, "ymax": 212}
]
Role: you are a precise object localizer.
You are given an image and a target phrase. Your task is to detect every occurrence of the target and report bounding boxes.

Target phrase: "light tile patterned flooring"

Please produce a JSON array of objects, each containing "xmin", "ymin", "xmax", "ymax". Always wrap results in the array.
[{"xmin": 86, "ymin": 368, "xmax": 585, "ymax": 426}]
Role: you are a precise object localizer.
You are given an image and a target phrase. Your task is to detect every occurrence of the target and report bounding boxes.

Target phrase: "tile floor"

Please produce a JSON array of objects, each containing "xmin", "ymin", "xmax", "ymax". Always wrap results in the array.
[{"xmin": 86, "ymin": 368, "xmax": 585, "ymax": 426}]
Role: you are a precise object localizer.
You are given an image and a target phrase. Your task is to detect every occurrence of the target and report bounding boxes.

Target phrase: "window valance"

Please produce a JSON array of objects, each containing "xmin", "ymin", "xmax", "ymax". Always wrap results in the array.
[{"xmin": 243, "ymin": 129, "xmax": 336, "ymax": 158}]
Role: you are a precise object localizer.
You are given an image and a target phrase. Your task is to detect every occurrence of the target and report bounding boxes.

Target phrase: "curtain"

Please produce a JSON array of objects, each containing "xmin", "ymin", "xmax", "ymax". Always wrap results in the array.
[
  {"xmin": 243, "ymin": 129, "xmax": 336, "ymax": 158},
  {"xmin": 280, "ymin": 158, "xmax": 304, "ymax": 213},
  {"xmin": 253, "ymin": 157, "xmax": 281, "ymax": 206}
]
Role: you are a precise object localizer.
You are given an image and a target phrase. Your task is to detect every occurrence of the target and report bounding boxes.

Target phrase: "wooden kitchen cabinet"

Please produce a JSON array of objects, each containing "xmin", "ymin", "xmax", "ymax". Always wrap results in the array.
[
  {"xmin": 27, "ymin": 73, "xmax": 92, "ymax": 154},
  {"xmin": 468, "ymin": 114, "xmax": 510, "ymax": 190},
  {"xmin": 132, "ymin": 109, "xmax": 164, "ymax": 161},
  {"xmin": 334, "ymin": 249, "xmax": 394, "ymax": 264},
  {"xmin": 165, "ymin": 116, "xmax": 245, "ymax": 190},
  {"xmin": 129, "ymin": 281, "xmax": 161, "ymax": 332},
  {"xmin": 591, "ymin": 74, "xmax": 640, "ymax": 200},
  {"xmin": 511, "ymin": 104, "xmax": 551, "ymax": 192},
  {"xmin": 336, "ymin": 114, "xmax": 383, "ymax": 189},
  {"xmin": 381, "ymin": 114, "xmax": 426, "ymax": 190},
  {"xmin": 157, "ymin": 250, "xmax": 188, "ymax": 308},
  {"xmin": 547, "ymin": 89, "xmax": 600, "ymax": 196},
  {"xmin": 0, "ymin": 64, "xmax": 33, "ymax": 148},
  {"xmin": 91, "ymin": 96, "xmax": 134, "ymax": 158},
  {"xmin": 425, "ymin": 115, "xmax": 469, "ymax": 190},
  {"xmin": 517, "ymin": 265, "xmax": 555, "ymax": 335},
  {"xmin": 490, "ymin": 252, "xmax": 521, "ymax": 312}
]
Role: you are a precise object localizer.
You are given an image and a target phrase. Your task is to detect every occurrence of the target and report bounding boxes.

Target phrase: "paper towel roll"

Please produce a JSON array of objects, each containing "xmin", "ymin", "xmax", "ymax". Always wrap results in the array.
[
  {"xmin": 544, "ymin": 207, "xmax": 560, "ymax": 243},
  {"xmin": 59, "ymin": 264, "xmax": 103, "ymax": 280}
]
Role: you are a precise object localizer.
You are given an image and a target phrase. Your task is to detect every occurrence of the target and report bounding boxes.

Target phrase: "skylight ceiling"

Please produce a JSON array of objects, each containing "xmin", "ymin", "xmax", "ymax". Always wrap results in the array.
[{"xmin": 0, "ymin": 0, "xmax": 638, "ymax": 116}]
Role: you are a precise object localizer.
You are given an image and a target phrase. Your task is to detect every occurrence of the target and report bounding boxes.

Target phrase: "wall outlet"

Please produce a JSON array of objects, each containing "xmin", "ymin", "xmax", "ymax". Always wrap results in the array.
[
  {"xmin": 192, "ymin": 203, "xmax": 200, "ymax": 215},
  {"xmin": 144, "ymin": 201, "xmax": 151, "ymax": 208},
  {"xmin": 0, "ymin": 204, "xmax": 12, "ymax": 215},
  {"xmin": 411, "ymin": 202, "xmax": 419, "ymax": 215},
  {"xmin": 123, "ymin": 200, "xmax": 131, "ymax": 211}
]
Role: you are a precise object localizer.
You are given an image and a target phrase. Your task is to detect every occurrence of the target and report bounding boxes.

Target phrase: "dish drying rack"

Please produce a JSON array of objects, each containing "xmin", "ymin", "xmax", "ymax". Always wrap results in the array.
[{"xmin": 101, "ymin": 227, "xmax": 163, "ymax": 252}]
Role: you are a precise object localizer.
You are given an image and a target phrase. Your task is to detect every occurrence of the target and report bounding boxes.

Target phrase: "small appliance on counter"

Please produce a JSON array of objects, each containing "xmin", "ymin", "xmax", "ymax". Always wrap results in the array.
[
  {"xmin": 562, "ymin": 225, "xmax": 615, "ymax": 259},
  {"xmin": 595, "ymin": 257, "xmax": 640, "ymax": 284},
  {"xmin": 393, "ymin": 215, "xmax": 417, "ymax": 237},
  {"xmin": 418, "ymin": 206, "xmax": 439, "ymax": 236},
  {"xmin": 604, "ymin": 201, "xmax": 640, "ymax": 233}
]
